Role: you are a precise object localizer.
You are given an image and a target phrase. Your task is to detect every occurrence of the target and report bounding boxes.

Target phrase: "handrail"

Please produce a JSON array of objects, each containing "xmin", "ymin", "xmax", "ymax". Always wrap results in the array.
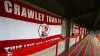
[{"xmin": 0, "ymin": 34, "xmax": 83, "ymax": 56}]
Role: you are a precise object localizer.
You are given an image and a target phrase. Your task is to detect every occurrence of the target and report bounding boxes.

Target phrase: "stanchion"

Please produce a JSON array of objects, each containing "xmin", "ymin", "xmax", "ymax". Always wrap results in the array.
[{"xmin": 56, "ymin": 43, "xmax": 58, "ymax": 56}]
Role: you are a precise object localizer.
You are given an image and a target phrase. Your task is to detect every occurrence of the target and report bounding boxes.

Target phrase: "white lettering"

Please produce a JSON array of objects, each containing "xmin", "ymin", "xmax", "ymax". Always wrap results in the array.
[
  {"xmin": 3, "ymin": 1, "xmax": 61, "ymax": 24},
  {"xmin": 15, "ymin": 45, "xmax": 19, "ymax": 50},
  {"xmin": 52, "ymin": 18, "xmax": 55, "ymax": 22},
  {"xmin": 5, "ymin": 47, "xmax": 10, "ymax": 52},
  {"xmin": 4, "ymin": 1, "xmax": 12, "ymax": 13},
  {"xmin": 38, "ymin": 13, "xmax": 41, "ymax": 21},
  {"xmin": 46, "ymin": 15, "xmax": 49, "ymax": 22},
  {"xmin": 21, "ymin": 7, "xmax": 27, "ymax": 17},
  {"xmin": 49, "ymin": 16, "xmax": 52, "ymax": 22},
  {"xmin": 35, "ymin": 12, "xmax": 38, "ymax": 20},
  {"xmin": 55, "ymin": 18, "xmax": 57, "ymax": 23},
  {"xmin": 14, "ymin": 4, "xmax": 20, "ymax": 16},
  {"xmin": 27, "ymin": 44, "xmax": 30, "ymax": 47},
  {"xmin": 12, "ymin": 46, "xmax": 16, "ymax": 50},
  {"xmin": 27, "ymin": 9, "xmax": 34, "ymax": 19},
  {"xmin": 24, "ymin": 44, "xmax": 27, "ymax": 48},
  {"xmin": 31, "ymin": 43, "xmax": 35, "ymax": 46},
  {"xmin": 41, "ymin": 14, "xmax": 44, "ymax": 21},
  {"xmin": 46, "ymin": 15, "xmax": 58, "ymax": 23},
  {"xmin": 58, "ymin": 19, "xmax": 60, "ymax": 23},
  {"xmin": 19, "ymin": 45, "xmax": 22, "ymax": 49}
]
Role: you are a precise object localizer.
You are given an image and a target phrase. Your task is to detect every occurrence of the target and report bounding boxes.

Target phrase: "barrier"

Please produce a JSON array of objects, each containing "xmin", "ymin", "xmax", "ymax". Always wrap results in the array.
[
  {"xmin": 0, "ymin": 34, "xmax": 86, "ymax": 56},
  {"xmin": 0, "ymin": 0, "xmax": 88, "ymax": 56}
]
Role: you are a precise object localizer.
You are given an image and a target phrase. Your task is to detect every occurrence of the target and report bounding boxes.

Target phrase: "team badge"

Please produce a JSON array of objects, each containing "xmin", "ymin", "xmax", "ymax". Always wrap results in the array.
[{"xmin": 38, "ymin": 23, "xmax": 50, "ymax": 39}]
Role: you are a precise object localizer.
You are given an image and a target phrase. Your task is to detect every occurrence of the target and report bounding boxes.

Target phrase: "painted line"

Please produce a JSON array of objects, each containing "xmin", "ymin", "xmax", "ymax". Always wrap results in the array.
[
  {"xmin": 97, "ymin": 46, "xmax": 100, "ymax": 56},
  {"xmin": 94, "ymin": 45, "xmax": 98, "ymax": 56},
  {"xmin": 77, "ymin": 40, "xmax": 89, "ymax": 56},
  {"xmin": 76, "ymin": 36, "xmax": 90, "ymax": 56},
  {"xmin": 83, "ymin": 40, "xmax": 90, "ymax": 56},
  {"xmin": 76, "ymin": 39, "xmax": 88, "ymax": 56},
  {"xmin": 71, "ymin": 40, "xmax": 85, "ymax": 56},
  {"xmin": 68, "ymin": 37, "xmax": 87, "ymax": 56},
  {"xmin": 90, "ymin": 43, "xmax": 95, "ymax": 56},
  {"xmin": 86, "ymin": 41, "xmax": 91, "ymax": 56}
]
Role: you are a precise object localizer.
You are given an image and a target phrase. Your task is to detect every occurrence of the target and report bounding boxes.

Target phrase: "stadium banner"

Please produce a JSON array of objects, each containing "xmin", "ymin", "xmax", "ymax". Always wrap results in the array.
[
  {"xmin": 72, "ymin": 23, "xmax": 80, "ymax": 37},
  {"xmin": 0, "ymin": 0, "xmax": 62, "ymax": 54}
]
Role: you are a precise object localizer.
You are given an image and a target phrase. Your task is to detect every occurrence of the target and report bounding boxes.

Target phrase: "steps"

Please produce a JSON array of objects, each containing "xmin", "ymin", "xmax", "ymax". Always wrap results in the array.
[{"xmin": 59, "ymin": 34, "xmax": 100, "ymax": 56}]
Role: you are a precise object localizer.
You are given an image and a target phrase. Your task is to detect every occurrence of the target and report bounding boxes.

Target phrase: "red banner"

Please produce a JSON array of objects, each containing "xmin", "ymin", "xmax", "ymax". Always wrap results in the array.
[
  {"xmin": 0, "ymin": 0, "xmax": 62, "ymax": 25},
  {"xmin": 0, "ymin": 34, "xmax": 62, "ymax": 53},
  {"xmin": 0, "ymin": 0, "xmax": 63, "ymax": 54},
  {"xmin": 80, "ymin": 27, "xmax": 85, "ymax": 34},
  {"xmin": 72, "ymin": 23, "xmax": 80, "ymax": 37}
]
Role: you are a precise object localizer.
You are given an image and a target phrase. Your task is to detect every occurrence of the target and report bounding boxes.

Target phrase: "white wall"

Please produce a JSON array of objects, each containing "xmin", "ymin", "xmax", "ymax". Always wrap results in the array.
[
  {"xmin": 69, "ymin": 38, "xmax": 76, "ymax": 48},
  {"xmin": 28, "ymin": 45, "xmax": 56, "ymax": 56},
  {"xmin": 81, "ymin": 34, "xmax": 84, "ymax": 39},
  {"xmin": 28, "ymin": 41, "xmax": 66, "ymax": 56},
  {"xmin": 69, "ymin": 36, "xmax": 80, "ymax": 48},
  {"xmin": 76, "ymin": 36, "xmax": 79, "ymax": 42},
  {"xmin": 0, "ymin": 17, "xmax": 61, "ymax": 41},
  {"xmin": 58, "ymin": 40, "xmax": 65, "ymax": 55}
]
